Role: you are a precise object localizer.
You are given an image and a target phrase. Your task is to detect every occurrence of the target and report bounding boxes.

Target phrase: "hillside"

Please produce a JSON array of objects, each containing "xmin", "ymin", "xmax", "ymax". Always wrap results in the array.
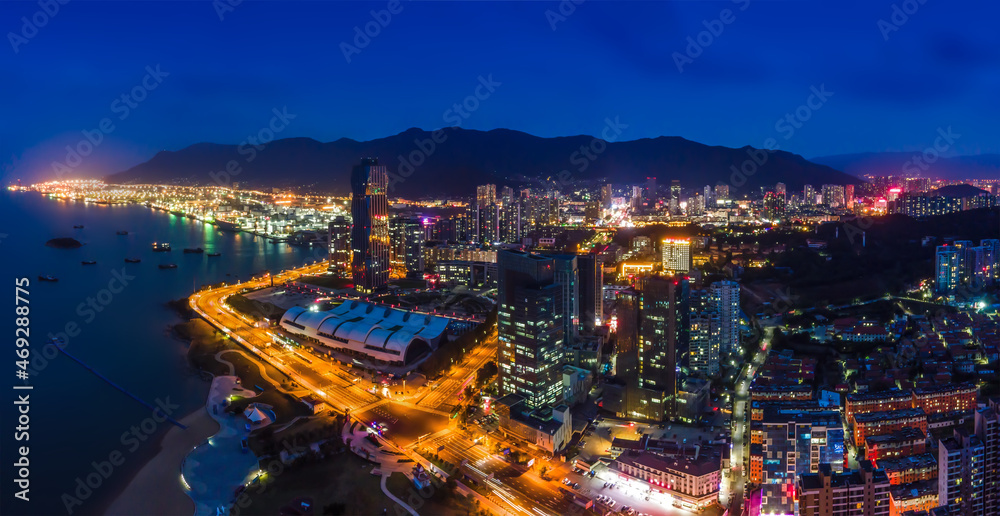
[{"xmin": 107, "ymin": 127, "xmax": 860, "ymax": 197}]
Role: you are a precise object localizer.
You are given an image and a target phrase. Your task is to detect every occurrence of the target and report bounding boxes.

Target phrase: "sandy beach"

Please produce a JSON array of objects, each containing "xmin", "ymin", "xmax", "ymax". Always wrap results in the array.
[{"xmin": 104, "ymin": 407, "xmax": 220, "ymax": 516}]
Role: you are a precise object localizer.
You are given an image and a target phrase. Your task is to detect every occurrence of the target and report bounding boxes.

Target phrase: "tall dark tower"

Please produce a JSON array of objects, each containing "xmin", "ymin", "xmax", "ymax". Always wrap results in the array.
[{"xmin": 350, "ymin": 158, "xmax": 390, "ymax": 294}]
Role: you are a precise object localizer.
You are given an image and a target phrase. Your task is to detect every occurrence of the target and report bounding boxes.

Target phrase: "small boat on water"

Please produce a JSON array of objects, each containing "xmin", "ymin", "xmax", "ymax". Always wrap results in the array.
[
  {"xmin": 116, "ymin": 230, "xmax": 129, "ymax": 235},
  {"xmin": 207, "ymin": 252, "xmax": 221, "ymax": 257},
  {"xmin": 159, "ymin": 264, "xmax": 178, "ymax": 269},
  {"xmin": 82, "ymin": 260, "xmax": 97, "ymax": 265},
  {"xmin": 125, "ymin": 257, "xmax": 141, "ymax": 263},
  {"xmin": 183, "ymin": 247, "xmax": 204, "ymax": 254},
  {"xmin": 73, "ymin": 225, "xmax": 84, "ymax": 229},
  {"xmin": 38, "ymin": 275, "xmax": 58, "ymax": 282},
  {"xmin": 153, "ymin": 242, "xmax": 171, "ymax": 252}
]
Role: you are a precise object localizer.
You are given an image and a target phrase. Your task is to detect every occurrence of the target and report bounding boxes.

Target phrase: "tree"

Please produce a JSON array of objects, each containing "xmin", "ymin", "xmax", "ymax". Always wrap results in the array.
[{"xmin": 476, "ymin": 361, "xmax": 499, "ymax": 386}]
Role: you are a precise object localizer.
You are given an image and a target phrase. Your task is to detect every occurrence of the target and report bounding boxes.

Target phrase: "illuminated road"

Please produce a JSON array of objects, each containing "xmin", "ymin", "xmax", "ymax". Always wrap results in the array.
[
  {"xmin": 191, "ymin": 264, "xmax": 561, "ymax": 516},
  {"xmin": 727, "ymin": 327, "xmax": 772, "ymax": 514},
  {"xmin": 417, "ymin": 432, "xmax": 573, "ymax": 516},
  {"xmin": 415, "ymin": 332, "xmax": 497, "ymax": 412},
  {"xmin": 190, "ymin": 262, "xmax": 383, "ymax": 413}
]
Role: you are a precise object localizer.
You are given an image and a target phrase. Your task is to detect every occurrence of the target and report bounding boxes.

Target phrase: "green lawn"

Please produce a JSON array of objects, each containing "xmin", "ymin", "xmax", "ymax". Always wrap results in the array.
[{"xmin": 236, "ymin": 453, "xmax": 393, "ymax": 516}]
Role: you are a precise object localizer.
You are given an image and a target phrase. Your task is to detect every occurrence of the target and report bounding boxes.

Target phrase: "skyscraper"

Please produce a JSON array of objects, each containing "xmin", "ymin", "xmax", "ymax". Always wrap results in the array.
[
  {"xmin": 709, "ymin": 280, "xmax": 740, "ymax": 356},
  {"xmin": 328, "ymin": 216, "xmax": 352, "ymax": 272},
  {"xmin": 775, "ymin": 182, "xmax": 787, "ymax": 201},
  {"xmin": 601, "ymin": 183, "xmax": 613, "ymax": 209},
  {"xmin": 614, "ymin": 277, "xmax": 686, "ymax": 421},
  {"xmin": 551, "ymin": 255, "xmax": 579, "ymax": 344},
  {"xmin": 390, "ymin": 216, "xmax": 426, "ymax": 278},
  {"xmin": 670, "ymin": 179, "xmax": 681, "ymax": 214},
  {"xmin": 577, "ymin": 253, "xmax": 603, "ymax": 333},
  {"xmin": 477, "ymin": 184, "xmax": 496, "ymax": 208},
  {"xmin": 351, "ymin": 158, "xmax": 390, "ymax": 293},
  {"xmin": 763, "ymin": 191, "xmax": 785, "ymax": 222},
  {"xmin": 497, "ymin": 251, "xmax": 567, "ymax": 409},
  {"xmin": 661, "ymin": 238, "xmax": 691, "ymax": 273}
]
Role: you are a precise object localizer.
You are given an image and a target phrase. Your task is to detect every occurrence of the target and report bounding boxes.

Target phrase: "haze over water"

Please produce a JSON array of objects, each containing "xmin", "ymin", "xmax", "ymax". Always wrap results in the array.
[{"xmin": 0, "ymin": 190, "xmax": 320, "ymax": 516}]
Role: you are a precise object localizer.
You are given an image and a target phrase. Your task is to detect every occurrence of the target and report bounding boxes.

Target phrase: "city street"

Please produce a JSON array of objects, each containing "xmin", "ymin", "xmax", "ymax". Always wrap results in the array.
[{"xmin": 725, "ymin": 328, "xmax": 772, "ymax": 513}]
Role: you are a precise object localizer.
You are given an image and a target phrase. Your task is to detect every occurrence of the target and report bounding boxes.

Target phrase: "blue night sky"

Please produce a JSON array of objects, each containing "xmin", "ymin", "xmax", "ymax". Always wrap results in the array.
[{"xmin": 2, "ymin": 0, "xmax": 999, "ymax": 183}]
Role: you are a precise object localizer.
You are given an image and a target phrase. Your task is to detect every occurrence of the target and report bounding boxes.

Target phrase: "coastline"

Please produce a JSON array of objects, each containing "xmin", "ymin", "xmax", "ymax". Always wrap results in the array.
[{"xmin": 102, "ymin": 406, "xmax": 221, "ymax": 516}]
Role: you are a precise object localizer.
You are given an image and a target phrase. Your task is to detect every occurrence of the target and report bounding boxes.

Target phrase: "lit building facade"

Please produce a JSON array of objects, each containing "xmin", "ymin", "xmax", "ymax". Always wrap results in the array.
[
  {"xmin": 661, "ymin": 238, "xmax": 691, "ymax": 273},
  {"xmin": 350, "ymin": 158, "xmax": 390, "ymax": 293},
  {"xmin": 496, "ymin": 251, "xmax": 567, "ymax": 409}
]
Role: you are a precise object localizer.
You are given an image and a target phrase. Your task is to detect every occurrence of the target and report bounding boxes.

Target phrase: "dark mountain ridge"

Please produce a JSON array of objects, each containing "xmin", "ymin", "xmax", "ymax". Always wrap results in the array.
[
  {"xmin": 811, "ymin": 152, "xmax": 1000, "ymax": 181},
  {"xmin": 108, "ymin": 127, "xmax": 860, "ymax": 197}
]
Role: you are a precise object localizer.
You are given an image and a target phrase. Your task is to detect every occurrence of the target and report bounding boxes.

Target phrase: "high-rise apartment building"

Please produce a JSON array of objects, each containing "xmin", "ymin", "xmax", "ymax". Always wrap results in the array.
[
  {"xmin": 804, "ymin": 184, "xmax": 816, "ymax": 206},
  {"xmin": 982, "ymin": 239, "xmax": 1000, "ymax": 285},
  {"xmin": 477, "ymin": 184, "xmax": 496, "ymax": 208},
  {"xmin": 822, "ymin": 184, "xmax": 846, "ymax": 207},
  {"xmin": 936, "ymin": 245, "xmax": 962, "ymax": 295},
  {"xmin": 974, "ymin": 399, "xmax": 999, "ymax": 511},
  {"xmin": 709, "ymin": 280, "xmax": 740, "ymax": 356},
  {"xmin": 661, "ymin": 238, "xmax": 691, "ymax": 273},
  {"xmin": 938, "ymin": 429, "xmax": 985, "ymax": 516},
  {"xmin": 714, "ymin": 184, "xmax": 730, "ymax": 202},
  {"xmin": 496, "ymin": 251, "xmax": 567, "ymax": 409},
  {"xmin": 350, "ymin": 158, "xmax": 390, "ymax": 293},
  {"xmin": 688, "ymin": 289, "xmax": 720, "ymax": 376}
]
